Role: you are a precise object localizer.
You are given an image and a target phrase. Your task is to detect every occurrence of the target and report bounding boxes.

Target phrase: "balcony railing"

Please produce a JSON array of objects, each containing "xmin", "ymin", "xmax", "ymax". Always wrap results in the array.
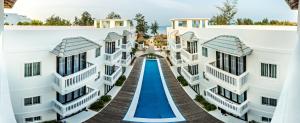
[
  {"xmin": 104, "ymin": 48, "xmax": 122, "ymax": 63},
  {"xmin": 205, "ymin": 61, "xmax": 249, "ymax": 94},
  {"xmin": 52, "ymin": 87, "xmax": 98, "ymax": 117},
  {"xmin": 181, "ymin": 49, "xmax": 198, "ymax": 62},
  {"xmin": 104, "ymin": 66, "xmax": 122, "ymax": 85},
  {"xmin": 121, "ymin": 42, "xmax": 131, "ymax": 50},
  {"xmin": 121, "ymin": 55, "xmax": 131, "ymax": 65},
  {"xmin": 170, "ymin": 39, "xmax": 181, "ymax": 50},
  {"xmin": 205, "ymin": 87, "xmax": 249, "ymax": 117},
  {"xmin": 171, "ymin": 56, "xmax": 182, "ymax": 65},
  {"xmin": 53, "ymin": 62, "xmax": 97, "ymax": 95},
  {"xmin": 181, "ymin": 66, "xmax": 200, "ymax": 85}
]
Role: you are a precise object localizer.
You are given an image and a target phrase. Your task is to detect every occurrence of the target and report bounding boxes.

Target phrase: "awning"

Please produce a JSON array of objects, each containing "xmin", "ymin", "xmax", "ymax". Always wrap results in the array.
[
  {"xmin": 104, "ymin": 32, "xmax": 123, "ymax": 42},
  {"xmin": 202, "ymin": 35, "xmax": 252, "ymax": 57},
  {"xmin": 51, "ymin": 36, "xmax": 100, "ymax": 57},
  {"xmin": 180, "ymin": 31, "xmax": 199, "ymax": 42}
]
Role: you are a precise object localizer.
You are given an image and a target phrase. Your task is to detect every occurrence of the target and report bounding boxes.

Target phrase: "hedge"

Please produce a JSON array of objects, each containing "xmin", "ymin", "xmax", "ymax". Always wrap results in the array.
[
  {"xmin": 89, "ymin": 95, "xmax": 111, "ymax": 111},
  {"xmin": 100, "ymin": 95, "xmax": 112, "ymax": 103},
  {"xmin": 195, "ymin": 95, "xmax": 217, "ymax": 111},
  {"xmin": 115, "ymin": 75, "xmax": 126, "ymax": 86},
  {"xmin": 177, "ymin": 76, "xmax": 188, "ymax": 86}
]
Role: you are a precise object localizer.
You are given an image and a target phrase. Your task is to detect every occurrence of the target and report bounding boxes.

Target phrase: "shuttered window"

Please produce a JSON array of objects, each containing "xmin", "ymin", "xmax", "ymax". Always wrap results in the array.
[{"xmin": 261, "ymin": 63, "xmax": 277, "ymax": 78}]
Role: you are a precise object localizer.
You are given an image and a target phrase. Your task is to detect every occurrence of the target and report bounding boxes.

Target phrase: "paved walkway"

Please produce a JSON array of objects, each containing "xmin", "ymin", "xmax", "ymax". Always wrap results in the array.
[
  {"xmin": 85, "ymin": 57, "xmax": 144, "ymax": 123},
  {"xmin": 85, "ymin": 57, "xmax": 222, "ymax": 123},
  {"xmin": 159, "ymin": 58, "xmax": 222, "ymax": 123}
]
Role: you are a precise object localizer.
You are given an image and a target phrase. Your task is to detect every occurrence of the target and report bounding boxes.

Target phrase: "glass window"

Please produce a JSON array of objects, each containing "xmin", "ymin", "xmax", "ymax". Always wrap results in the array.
[
  {"xmin": 32, "ymin": 96, "xmax": 40, "ymax": 104},
  {"xmin": 95, "ymin": 47, "xmax": 101, "ymax": 58},
  {"xmin": 24, "ymin": 98, "xmax": 32, "ymax": 106},
  {"xmin": 262, "ymin": 97, "xmax": 277, "ymax": 107},
  {"xmin": 25, "ymin": 117, "xmax": 33, "ymax": 122},
  {"xmin": 262, "ymin": 117, "xmax": 272, "ymax": 122},
  {"xmin": 24, "ymin": 62, "xmax": 41, "ymax": 77},
  {"xmin": 261, "ymin": 63, "xmax": 277, "ymax": 78},
  {"xmin": 178, "ymin": 21, "xmax": 187, "ymax": 27},
  {"xmin": 202, "ymin": 47, "xmax": 208, "ymax": 57}
]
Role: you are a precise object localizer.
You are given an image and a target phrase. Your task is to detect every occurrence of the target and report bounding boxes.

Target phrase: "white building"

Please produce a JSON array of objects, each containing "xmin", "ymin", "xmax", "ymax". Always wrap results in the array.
[
  {"xmin": 2, "ymin": 25, "xmax": 135, "ymax": 123},
  {"xmin": 167, "ymin": 18, "xmax": 297, "ymax": 123},
  {"xmin": 4, "ymin": 13, "xmax": 31, "ymax": 25},
  {"xmin": 94, "ymin": 19, "xmax": 133, "ymax": 29}
]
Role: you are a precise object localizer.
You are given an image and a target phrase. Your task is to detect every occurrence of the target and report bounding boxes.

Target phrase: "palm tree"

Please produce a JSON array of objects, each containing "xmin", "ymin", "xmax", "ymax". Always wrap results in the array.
[{"xmin": 150, "ymin": 21, "xmax": 159, "ymax": 36}]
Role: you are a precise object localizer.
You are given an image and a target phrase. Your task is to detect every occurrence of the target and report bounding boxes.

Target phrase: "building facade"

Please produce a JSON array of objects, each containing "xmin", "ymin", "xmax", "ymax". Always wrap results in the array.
[
  {"xmin": 167, "ymin": 18, "xmax": 297, "ymax": 123},
  {"xmin": 3, "ymin": 26, "xmax": 135, "ymax": 123}
]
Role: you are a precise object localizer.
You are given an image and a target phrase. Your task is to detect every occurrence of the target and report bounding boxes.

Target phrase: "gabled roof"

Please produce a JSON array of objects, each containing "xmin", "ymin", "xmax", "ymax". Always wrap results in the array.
[
  {"xmin": 122, "ymin": 30, "xmax": 132, "ymax": 36},
  {"xmin": 104, "ymin": 32, "xmax": 123, "ymax": 42},
  {"xmin": 202, "ymin": 35, "xmax": 252, "ymax": 57},
  {"xmin": 285, "ymin": 0, "xmax": 298, "ymax": 10},
  {"xmin": 180, "ymin": 31, "xmax": 199, "ymax": 42},
  {"xmin": 51, "ymin": 36, "xmax": 100, "ymax": 57},
  {"xmin": 5, "ymin": 0, "xmax": 17, "ymax": 8}
]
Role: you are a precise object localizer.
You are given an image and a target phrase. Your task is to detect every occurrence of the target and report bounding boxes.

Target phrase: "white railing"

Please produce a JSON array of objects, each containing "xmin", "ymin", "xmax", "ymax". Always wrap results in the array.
[
  {"xmin": 205, "ymin": 87, "xmax": 249, "ymax": 117},
  {"xmin": 52, "ymin": 88, "xmax": 98, "ymax": 117},
  {"xmin": 121, "ymin": 42, "xmax": 131, "ymax": 50},
  {"xmin": 121, "ymin": 55, "xmax": 131, "ymax": 65},
  {"xmin": 181, "ymin": 66, "xmax": 200, "ymax": 85},
  {"xmin": 181, "ymin": 49, "xmax": 198, "ymax": 62},
  {"xmin": 104, "ymin": 66, "xmax": 122, "ymax": 85},
  {"xmin": 104, "ymin": 48, "xmax": 122, "ymax": 63},
  {"xmin": 205, "ymin": 61, "xmax": 249, "ymax": 94},
  {"xmin": 170, "ymin": 39, "xmax": 181, "ymax": 50},
  {"xmin": 53, "ymin": 62, "xmax": 97, "ymax": 95},
  {"xmin": 171, "ymin": 56, "xmax": 182, "ymax": 65}
]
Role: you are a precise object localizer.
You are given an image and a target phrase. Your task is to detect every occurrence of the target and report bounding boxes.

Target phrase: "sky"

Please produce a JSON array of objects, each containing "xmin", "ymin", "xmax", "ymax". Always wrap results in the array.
[{"xmin": 4, "ymin": 0, "xmax": 298, "ymax": 26}]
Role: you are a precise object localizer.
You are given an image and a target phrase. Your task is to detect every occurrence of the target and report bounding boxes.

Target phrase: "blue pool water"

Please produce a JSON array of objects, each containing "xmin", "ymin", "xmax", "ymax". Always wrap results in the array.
[{"xmin": 134, "ymin": 60, "xmax": 176, "ymax": 118}]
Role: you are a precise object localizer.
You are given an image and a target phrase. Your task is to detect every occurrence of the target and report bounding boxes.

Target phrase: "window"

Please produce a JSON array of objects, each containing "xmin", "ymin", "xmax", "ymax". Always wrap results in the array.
[
  {"xmin": 202, "ymin": 47, "xmax": 208, "ymax": 57},
  {"xmin": 24, "ymin": 96, "xmax": 40, "ymax": 106},
  {"xmin": 262, "ymin": 97, "xmax": 277, "ymax": 107},
  {"xmin": 25, "ymin": 116, "xmax": 41, "ymax": 122},
  {"xmin": 24, "ymin": 62, "xmax": 41, "ymax": 77},
  {"xmin": 261, "ymin": 63, "xmax": 277, "ymax": 78},
  {"xmin": 262, "ymin": 116, "xmax": 272, "ymax": 122},
  {"xmin": 95, "ymin": 47, "xmax": 101, "ymax": 58},
  {"xmin": 178, "ymin": 21, "xmax": 187, "ymax": 27}
]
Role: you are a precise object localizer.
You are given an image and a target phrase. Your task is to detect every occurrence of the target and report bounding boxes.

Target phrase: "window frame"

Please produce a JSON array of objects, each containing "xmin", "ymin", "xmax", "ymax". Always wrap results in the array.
[
  {"xmin": 24, "ymin": 96, "xmax": 41, "ymax": 106},
  {"xmin": 24, "ymin": 62, "xmax": 41, "ymax": 78},
  {"xmin": 202, "ymin": 47, "xmax": 208, "ymax": 57},
  {"xmin": 261, "ymin": 62, "xmax": 277, "ymax": 79},
  {"xmin": 95, "ymin": 47, "xmax": 101, "ymax": 58}
]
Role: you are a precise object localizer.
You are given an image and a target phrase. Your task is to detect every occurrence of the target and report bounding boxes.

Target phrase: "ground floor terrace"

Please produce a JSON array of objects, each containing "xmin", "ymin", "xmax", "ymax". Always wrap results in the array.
[{"xmin": 84, "ymin": 56, "xmax": 221, "ymax": 123}]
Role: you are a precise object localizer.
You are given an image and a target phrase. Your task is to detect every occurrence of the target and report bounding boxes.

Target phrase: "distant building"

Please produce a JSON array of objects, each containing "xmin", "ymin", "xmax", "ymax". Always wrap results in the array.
[
  {"xmin": 4, "ymin": 13, "xmax": 31, "ymax": 25},
  {"xmin": 94, "ymin": 19, "xmax": 133, "ymax": 28}
]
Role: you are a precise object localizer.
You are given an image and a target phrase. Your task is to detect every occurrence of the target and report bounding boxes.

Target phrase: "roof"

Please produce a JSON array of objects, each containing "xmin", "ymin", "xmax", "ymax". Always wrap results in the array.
[
  {"xmin": 122, "ymin": 30, "xmax": 132, "ymax": 36},
  {"xmin": 202, "ymin": 35, "xmax": 253, "ymax": 57},
  {"xmin": 104, "ymin": 32, "xmax": 123, "ymax": 42},
  {"xmin": 285, "ymin": 0, "xmax": 298, "ymax": 9},
  {"xmin": 4, "ymin": 0, "xmax": 17, "ymax": 8},
  {"xmin": 51, "ymin": 36, "xmax": 100, "ymax": 57},
  {"xmin": 180, "ymin": 31, "xmax": 199, "ymax": 42}
]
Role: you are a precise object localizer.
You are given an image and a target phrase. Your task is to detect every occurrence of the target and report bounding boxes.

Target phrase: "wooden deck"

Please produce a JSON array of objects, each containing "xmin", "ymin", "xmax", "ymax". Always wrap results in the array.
[
  {"xmin": 85, "ymin": 57, "xmax": 222, "ymax": 123},
  {"xmin": 159, "ymin": 58, "xmax": 222, "ymax": 123}
]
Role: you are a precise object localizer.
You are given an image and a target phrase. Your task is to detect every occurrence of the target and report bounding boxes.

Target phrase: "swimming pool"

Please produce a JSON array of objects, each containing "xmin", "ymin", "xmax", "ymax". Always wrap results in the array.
[{"xmin": 123, "ymin": 59, "xmax": 185, "ymax": 122}]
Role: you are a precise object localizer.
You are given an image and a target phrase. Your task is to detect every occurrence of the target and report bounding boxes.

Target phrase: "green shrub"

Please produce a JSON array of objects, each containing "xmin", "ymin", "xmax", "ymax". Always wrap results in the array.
[
  {"xmin": 100, "ymin": 95, "xmax": 112, "ymax": 102},
  {"xmin": 177, "ymin": 76, "xmax": 188, "ymax": 86},
  {"xmin": 89, "ymin": 99, "xmax": 104, "ymax": 111},
  {"xmin": 195, "ymin": 95, "xmax": 216, "ymax": 111},
  {"xmin": 115, "ymin": 75, "xmax": 126, "ymax": 86}
]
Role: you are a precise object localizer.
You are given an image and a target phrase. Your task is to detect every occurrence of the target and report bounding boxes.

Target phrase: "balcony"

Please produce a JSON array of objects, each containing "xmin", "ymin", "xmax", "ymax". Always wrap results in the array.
[
  {"xmin": 104, "ymin": 66, "xmax": 122, "ymax": 85},
  {"xmin": 52, "ymin": 87, "xmax": 98, "ymax": 117},
  {"xmin": 53, "ymin": 62, "xmax": 97, "ymax": 95},
  {"xmin": 205, "ymin": 87, "xmax": 249, "ymax": 117},
  {"xmin": 104, "ymin": 48, "xmax": 122, "ymax": 64},
  {"xmin": 205, "ymin": 61, "xmax": 249, "ymax": 95},
  {"xmin": 170, "ymin": 40, "xmax": 181, "ymax": 50},
  {"xmin": 181, "ymin": 49, "xmax": 198, "ymax": 63},
  {"xmin": 181, "ymin": 66, "xmax": 200, "ymax": 85},
  {"xmin": 121, "ymin": 42, "xmax": 131, "ymax": 50},
  {"xmin": 170, "ymin": 56, "xmax": 182, "ymax": 65},
  {"xmin": 121, "ymin": 55, "xmax": 132, "ymax": 66}
]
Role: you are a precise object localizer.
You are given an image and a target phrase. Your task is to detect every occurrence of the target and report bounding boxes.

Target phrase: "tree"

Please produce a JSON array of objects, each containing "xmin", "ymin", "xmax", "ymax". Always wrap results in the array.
[
  {"xmin": 73, "ymin": 11, "xmax": 94, "ymax": 26},
  {"xmin": 236, "ymin": 18, "xmax": 253, "ymax": 25},
  {"xmin": 210, "ymin": 0, "xmax": 238, "ymax": 25},
  {"xmin": 45, "ymin": 15, "xmax": 71, "ymax": 26},
  {"xmin": 106, "ymin": 12, "xmax": 121, "ymax": 19},
  {"xmin": 31, "ymin": 20, "xmax": 43, "ymax": 25},
  {"xmin": 150, "ymin": 21, "xmax": 159, "ymax": 36},
  {"xmin": 134, "ymin": 13, "xmax": 149, "ymax": 35}
]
